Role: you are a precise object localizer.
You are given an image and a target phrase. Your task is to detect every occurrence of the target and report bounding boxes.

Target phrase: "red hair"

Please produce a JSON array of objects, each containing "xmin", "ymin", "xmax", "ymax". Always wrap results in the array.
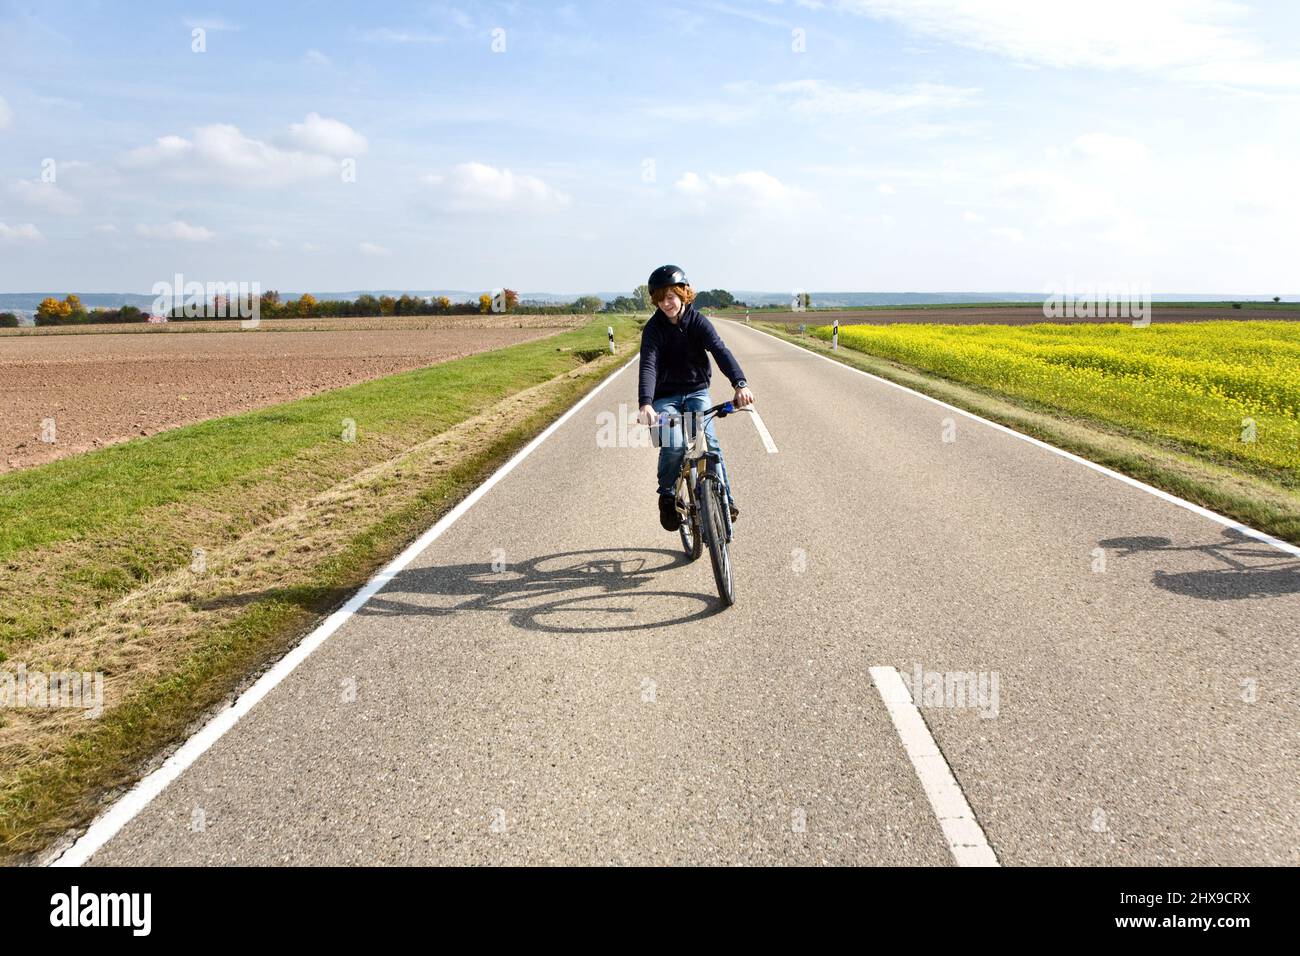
[{"xmin": 650, "ymin": 283, "xmax": 695, "ymax": 306}]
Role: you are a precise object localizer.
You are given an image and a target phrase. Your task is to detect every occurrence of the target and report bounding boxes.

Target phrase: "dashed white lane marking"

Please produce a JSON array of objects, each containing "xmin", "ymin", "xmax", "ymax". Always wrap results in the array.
[
  {"xmin": 48, "ymin": 355, "xmax": 640, "ymax": 867},
  {"xmin": 728, "ymin": 320, "xmax": 1300, "ymax": 559},
  {"xmin": 870, "ymin": 666, "xmax": 1000, "ymax": 867},
  {"xmin": 747, "ymin": 408, "xmax": 779, "ymax": 453}
]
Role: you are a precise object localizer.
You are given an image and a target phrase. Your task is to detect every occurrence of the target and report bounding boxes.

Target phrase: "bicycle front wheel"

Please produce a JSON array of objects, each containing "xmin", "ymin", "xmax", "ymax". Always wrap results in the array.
[
  {"xmin": 698, "ymin": 476, "xmax": 735, "ymax": 606},
  {"xmin": 679, "ymin": 503, "xmax": 703, "ymax": 560},
  {"xmin": 678, "ymin": 473, "xmax": 702, "ymax": 561}
]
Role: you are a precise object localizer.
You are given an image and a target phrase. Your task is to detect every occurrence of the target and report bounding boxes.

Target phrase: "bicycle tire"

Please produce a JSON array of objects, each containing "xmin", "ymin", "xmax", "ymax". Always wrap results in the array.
[
  {"xmin": 677, "ymin": 470, "xmax": 703, "ymax": 560},
  {"xmin": 679, "ymin": 504, "xmax": 703, "ymax": 560},
  {"xmin": 698, "ymin": 475, "xmax": 735, "ymax": 606}
]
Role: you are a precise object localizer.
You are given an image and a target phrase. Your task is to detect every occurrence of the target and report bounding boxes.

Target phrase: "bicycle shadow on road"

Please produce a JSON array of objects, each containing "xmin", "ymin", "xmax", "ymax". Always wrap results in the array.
[
  {"xmin": 1098, "ymin": 527, "xmax": 1300, "ymax": 601},
  {"xmin": 354, "ymin": 547, "xmax": 729, "ymax": 632}
]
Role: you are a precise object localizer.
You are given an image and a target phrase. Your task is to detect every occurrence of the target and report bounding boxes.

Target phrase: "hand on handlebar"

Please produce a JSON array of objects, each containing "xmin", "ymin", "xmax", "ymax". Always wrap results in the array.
[{"xmin": 734, "ymin": 385, "xmax": 754, "ymax": 408}]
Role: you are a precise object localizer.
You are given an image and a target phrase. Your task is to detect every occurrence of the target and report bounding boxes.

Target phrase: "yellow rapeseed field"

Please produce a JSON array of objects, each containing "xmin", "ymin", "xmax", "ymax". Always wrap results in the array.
[{"xmin": 811, "ymin": 320, "xmax": 1300, "ymax": 473}]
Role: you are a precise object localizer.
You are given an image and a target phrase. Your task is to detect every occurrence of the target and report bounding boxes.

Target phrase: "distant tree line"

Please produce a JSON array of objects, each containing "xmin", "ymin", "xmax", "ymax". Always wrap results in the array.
[
  {"xmin": 694, "ymin": 289, "xmax": 746, "ymax": 309},
  {"xmin": 21, "ymin": 285, "xmax": 753, "ymax": 327},
  {"xmin": 33, "ymin": 295, "xmax": 146, "ymax": 325},
  {"xmin": 599, "ymin": 285, "xmax": 747, "ymax": 313},
  {"xmin": 165, "ymin": 289, "xmax": 616, "ymax": 320}
]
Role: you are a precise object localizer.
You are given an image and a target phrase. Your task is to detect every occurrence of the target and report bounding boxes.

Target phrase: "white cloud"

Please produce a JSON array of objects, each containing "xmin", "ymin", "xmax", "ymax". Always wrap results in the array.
[
  {"xmin": 9, "ymin": 179, "xmax": 82, "ymax": 215},
  {"xmin": 359, "ymin": 241, "xmax": 390, "ymax": 256},
  {"xmin": 896, "ymin": 120, "xmax": 984, "ymax": 140},
  {"xmin": 426, "ymin": 162, "xmax": 571, "ymax": 212},
  {"xmin": 997, "ymin": 132, "xmax": 1159, "ymax": 230},
  {"xmin": 93, "ymin": 223, "xmax": 119, "ymax": 234},
  {"xmin": 122, "ymin": 123, "xmax": 339, "ymax": 186},
  {"xmin": 301, "ymin": 242, "xmax": 323, "ymax": 253},
  {"xmin": 988, "ymin": 225, "xmax": 1025, "ymax": 243},
  {"xmin": 671, "ymin": 80, "xmax": 979, "ymax": 125},
  {"xmin": 287, "ymin": 113, "xmax": 368, "ymax": 156},
  {"xmin": 1065, "ymin": 132, "xmax": 1153, "ymax": 163},
  {"xmin": 136, "ymin": 220, "xmax": 214, "ymax": 241},
  {"xmin": 674, "ymin": 169, "xmax": 810, "ymax": 208},
  {"xmin": 962, "ymin": 210, "xmax": 984, "ymax": 222},
  {"xmin": 642, "ymin": 98, "xmax": 760, "ymax": 125},
  {"xmin": 0, "ymin": 222, "xmax": 43, "ymax": 242},
  {"xmin": 835, "ymin": 0, "xmax": 1300, "ymax": 89},
  {"xmin": 771, "ymin": 79, "xmax": 980, "ymax": 115},
  {"xmin": 1186, "ymin": 58, "xmax": 1300, "ymax": 88},
  {"xmin": 703, "ymin": 1, "xmax": 794, "ymax": 28},
  {"xmin": 303, "ymin": 49, "xmax": 331, "ymax": 66},
  {"xmin": 0, "ymin": 94, "xmax": 12, "ymax": 130},
  {"xmin": 989, "ymin": 136, "xmax": 1163, "ymax": 252},
  {"xmin": 1221, "ymin": 143, "xmax": 1300, "ymax": 220},
  {"xmin": 675, "ymin": 171, "xmax": 708, "ymax": 195},
  {"xmin": 360, "ymin": 28, "xmax": 444, "ymax": 44},
  {"xmin": 184, "ymin": 16, "xmax": 240, "ymax": 32},
  {"xmin": 124, "ymin": 134, "xmax": 194, "ymax": 165},
  {"xmin": 804, "ymin": 161, "xmax": 967, "ymax": 185},
  {"xmin": 258, "ymin": 238, "xmax": 282, "ymax": 251},
  {"xmin": 878, "ymin": 182, "xmax": 896, "ymax": 195},
  {"xmin": 443, "ymin": 7, "xmax": 475, "ymax": 30}
]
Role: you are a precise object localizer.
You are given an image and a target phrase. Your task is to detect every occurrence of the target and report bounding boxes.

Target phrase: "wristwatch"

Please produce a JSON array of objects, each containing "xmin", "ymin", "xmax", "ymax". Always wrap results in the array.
[{"xmin": 735, "ymin": 379, "xmax": 747, "ymax": 389}]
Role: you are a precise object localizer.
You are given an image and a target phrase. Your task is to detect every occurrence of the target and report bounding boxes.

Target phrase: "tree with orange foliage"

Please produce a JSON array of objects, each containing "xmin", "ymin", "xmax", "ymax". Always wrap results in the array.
[{"xmin": 35, "ymin": 297, "xmax": 72, "ymax": 325}]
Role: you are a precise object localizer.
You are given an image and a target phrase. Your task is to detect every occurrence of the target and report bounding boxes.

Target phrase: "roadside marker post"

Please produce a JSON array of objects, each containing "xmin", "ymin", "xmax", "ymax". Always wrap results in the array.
[
  {"xmin": 607, "ymin": 326, "xmax": 615, "ymax": 354},
  {"xmin": 833, "ymin": 318, "xmax": 839, "ymax": 350}
]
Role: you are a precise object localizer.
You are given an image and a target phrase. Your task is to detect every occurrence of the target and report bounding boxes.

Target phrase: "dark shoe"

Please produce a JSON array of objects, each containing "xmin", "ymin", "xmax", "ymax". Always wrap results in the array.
[
  {"xmin": 659, "ymin": 493, "xmax": 682, "ymax": 531},
  {"xmin": 728, "ymin": 502, "xmax": 740, "ymax": 524}
]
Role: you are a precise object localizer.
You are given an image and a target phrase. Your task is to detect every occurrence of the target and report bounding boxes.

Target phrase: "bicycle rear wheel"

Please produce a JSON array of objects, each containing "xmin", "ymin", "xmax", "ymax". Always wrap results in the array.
[{"xmin": 698, "ymin": 475, "xmax": 735, "ymax": 606}]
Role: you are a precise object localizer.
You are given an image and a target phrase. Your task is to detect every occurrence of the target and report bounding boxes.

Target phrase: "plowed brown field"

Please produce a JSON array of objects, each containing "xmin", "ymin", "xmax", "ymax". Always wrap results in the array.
[{"xmin": 0, "ymin": 320, "xmax": 580, "ymax": 472}]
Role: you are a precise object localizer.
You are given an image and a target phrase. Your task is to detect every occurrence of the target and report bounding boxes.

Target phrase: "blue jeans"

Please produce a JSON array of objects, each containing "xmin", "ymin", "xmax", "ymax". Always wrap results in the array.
[{"xmin": 652, "ymin": 388, "xmax": 735, "ymax": 507}]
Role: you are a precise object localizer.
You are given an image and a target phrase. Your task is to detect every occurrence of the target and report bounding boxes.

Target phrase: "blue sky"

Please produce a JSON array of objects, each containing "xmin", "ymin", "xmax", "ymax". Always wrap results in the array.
[{"xmin": 1, "ymin": 0, "xmax": 1298, "ymax": 295}]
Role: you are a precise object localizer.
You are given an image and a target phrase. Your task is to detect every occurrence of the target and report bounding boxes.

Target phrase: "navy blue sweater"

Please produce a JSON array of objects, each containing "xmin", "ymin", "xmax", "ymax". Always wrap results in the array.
[{"xmin": 637, "ymin": 304, "xmax": 747, "ymax": 407}]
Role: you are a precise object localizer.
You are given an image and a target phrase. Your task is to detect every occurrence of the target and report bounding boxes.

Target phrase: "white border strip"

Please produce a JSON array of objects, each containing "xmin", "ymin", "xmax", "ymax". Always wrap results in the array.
[
  {"xmin": 870, "ymin": 666, "xmax": 999, "ymax": 867},
  {"xmin": 48, "ymin": 355, "xmax": 639, "ymax": 867},
  {"xmin": 747, "ymin": 408, "xmax": 779, "ymax": 454},
  {"xmin": 729, "ymin": 320, "xmax": 1300, "ymax": 559}
]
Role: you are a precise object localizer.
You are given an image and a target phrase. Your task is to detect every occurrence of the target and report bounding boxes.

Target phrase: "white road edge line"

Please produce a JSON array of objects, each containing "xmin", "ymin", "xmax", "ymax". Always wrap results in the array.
[
  {"xmin": 47, "ymin": 354, "xmax": 640, "ymax": 867},
  {"xmin": 747, "ymin": 408, "xmax": 779, "ymax": 453},
  {"xmin": 869, "ymin": 666, "xmax": 1000, "ymax": 867},
  {"xmin": 728, "ymin": 319, "xmax": 1300, "ymax": 559}
]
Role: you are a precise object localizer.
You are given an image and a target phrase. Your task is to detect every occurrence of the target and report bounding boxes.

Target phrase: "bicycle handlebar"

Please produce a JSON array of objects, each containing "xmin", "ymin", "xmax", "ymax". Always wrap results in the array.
[{"xmin": 651, "ymin": 401, "xmax": 751, "ymax": 427}]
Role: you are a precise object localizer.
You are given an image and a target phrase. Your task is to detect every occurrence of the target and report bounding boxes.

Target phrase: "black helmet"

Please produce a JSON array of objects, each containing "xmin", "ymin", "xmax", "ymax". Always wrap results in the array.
[{"xmin": 647, "ymin": 264, "xmax": 688, "ymax": 292}]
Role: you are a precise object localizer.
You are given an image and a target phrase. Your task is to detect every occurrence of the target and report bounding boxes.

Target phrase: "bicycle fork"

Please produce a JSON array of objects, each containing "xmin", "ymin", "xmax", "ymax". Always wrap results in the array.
[{"xmin": 701, "ymin": 452, "xmax": 733, "ymax": 543}]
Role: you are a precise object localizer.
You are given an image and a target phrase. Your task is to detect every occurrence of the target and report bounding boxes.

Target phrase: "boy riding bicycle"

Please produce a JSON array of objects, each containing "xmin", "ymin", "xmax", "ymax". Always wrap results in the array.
[{"xmin": 635, "ymin": 265, "xmax": 754, "ymax": 532}]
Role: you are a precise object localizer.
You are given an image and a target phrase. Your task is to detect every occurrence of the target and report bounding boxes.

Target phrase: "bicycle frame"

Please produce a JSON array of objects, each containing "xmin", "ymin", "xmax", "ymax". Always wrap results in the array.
[
  {"xmin": 661, "ymin": 402, "xmax": 743, "ymax": 542},
  {"xmin": 643, "ymin": 399, "xmax": 750, "ymax": 606}
]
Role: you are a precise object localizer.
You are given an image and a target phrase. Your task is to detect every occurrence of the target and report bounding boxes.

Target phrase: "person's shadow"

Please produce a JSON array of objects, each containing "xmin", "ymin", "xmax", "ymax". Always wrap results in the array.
[
  {"xmin": 356, "ymin": 547, "xmax": 726, "ymax": 632},
  {"xmin": 1098, "ymin": 528, "xmax": 1300, "ymax": 601}
]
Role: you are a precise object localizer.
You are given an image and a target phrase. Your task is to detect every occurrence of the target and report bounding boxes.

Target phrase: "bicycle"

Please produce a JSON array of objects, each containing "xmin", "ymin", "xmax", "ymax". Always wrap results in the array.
[{"xmin": 648, "ymin": 400, "xmax": 751, "ymax": 607}]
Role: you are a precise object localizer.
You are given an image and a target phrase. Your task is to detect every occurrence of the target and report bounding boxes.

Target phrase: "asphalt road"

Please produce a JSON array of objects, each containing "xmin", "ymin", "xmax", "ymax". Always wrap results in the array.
[{"xmin": 81, "ymin": 319, "xmax": 1299, "ymax": 865}]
